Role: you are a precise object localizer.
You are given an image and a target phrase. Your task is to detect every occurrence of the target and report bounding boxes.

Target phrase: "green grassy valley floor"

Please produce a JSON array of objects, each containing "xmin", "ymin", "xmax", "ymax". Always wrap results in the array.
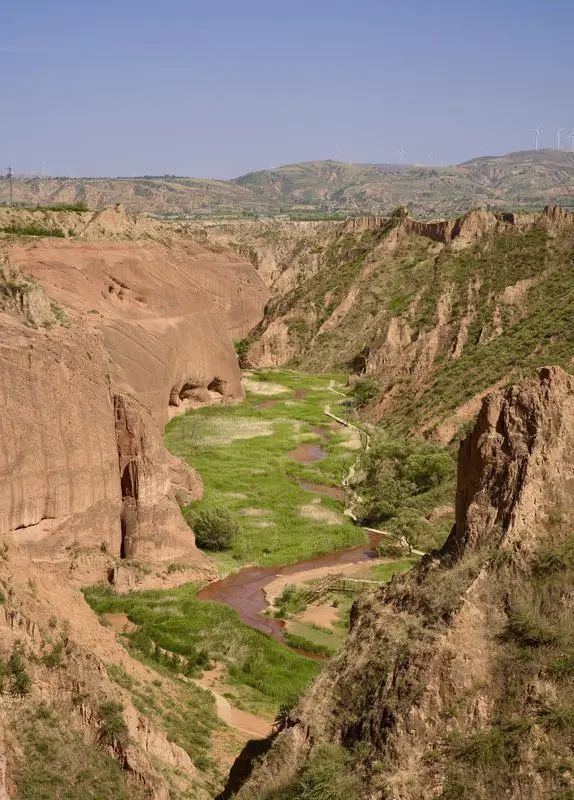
[
  {"xmin": 165, "ymin": 369, "xmax": 366, "ymax": 570},
  {"xmin": 85, "ymin": 582, "xmax": 320, "ymax": 720},
  {"xmin": 81, "ymin": 369, "xmax": 438, "ymax": 794}
]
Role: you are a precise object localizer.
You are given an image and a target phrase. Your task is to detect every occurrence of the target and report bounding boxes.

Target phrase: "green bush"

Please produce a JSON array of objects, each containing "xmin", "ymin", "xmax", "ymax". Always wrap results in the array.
[
  {"xmin": 41, "ymin": 640, "xmax": 64, "ymax": 669},
  {"xmin": 98, "ymin": 700, "xmax": 128, "ymax": 746},
  {"xmin": 188, "ymin": 506, "xmax": 240, "ymax": 550},
  {"xmin": 234, "ymin": 338, "xmax": 251, "ymax": 368},
  {"xmin": 275, "ymin": 585, "xmax": 307, "ymax": 618},
  {"xmin": 352, "ymin": 432, "xmax": 455, "ymax": 539},
  {"xmin": 262, "ymin": 743, "xmax": 364, "ymax": 800},
  {"xmin": 349, "ymin": 377, "xmax": 379, "ymax": 408},
  {"xmin": 6, "ymin": 644, "xmax": 32, "ymax": 696},
  {"xmin": 1, "ymin": 223, "xmax": 65, "ymax": 238}
]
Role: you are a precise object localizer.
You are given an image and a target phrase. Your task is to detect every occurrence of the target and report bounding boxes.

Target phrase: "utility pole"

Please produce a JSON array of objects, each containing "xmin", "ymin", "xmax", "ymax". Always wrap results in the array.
[{"xmin": 7, "ymin": 166, "xmax": 13, "ymax": 207}]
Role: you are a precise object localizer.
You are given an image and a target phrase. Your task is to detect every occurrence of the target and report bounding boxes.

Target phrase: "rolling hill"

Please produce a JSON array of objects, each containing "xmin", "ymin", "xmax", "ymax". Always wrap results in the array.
[{"xmin": 2, "ymin": 149, "xmax": 573, "ymax": 219}]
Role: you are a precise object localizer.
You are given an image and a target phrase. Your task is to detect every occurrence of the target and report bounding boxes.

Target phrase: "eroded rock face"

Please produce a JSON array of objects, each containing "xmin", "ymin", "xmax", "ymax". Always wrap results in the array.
[
  {"xmin": 8, "ymin": 239, "xmax": 269, "ymax": 423},
  {"xmin": 445, "ymin": 365, "xmax": 574, "ymax": 558},
  {"xmin": 0, "ymin": 231, "xmax": 269, "ymax": 569},
  {"xmin": 229, "ymin": 367, "xmax": 574, "ymax": 800},
  {"xmin": 114, "ymin": 393, "xmax": 205, "ymax": 564},
  {"xmin": 0, "ymin": 320, "xmax": 122, "ymax": 555}
]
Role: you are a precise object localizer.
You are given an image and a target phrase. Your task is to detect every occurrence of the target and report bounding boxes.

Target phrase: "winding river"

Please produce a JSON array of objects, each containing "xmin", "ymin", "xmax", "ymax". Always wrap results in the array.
[
  {"xmin": 190, "ymin": 377, "xmax": 381, "ymax": 653},
  {"xmin": 196, "ymin": 428, "xmax": 379, "ymax": 648},
  {"xmin": 197, "ymin": 528, "xmax": 382, "ymax": 645}
]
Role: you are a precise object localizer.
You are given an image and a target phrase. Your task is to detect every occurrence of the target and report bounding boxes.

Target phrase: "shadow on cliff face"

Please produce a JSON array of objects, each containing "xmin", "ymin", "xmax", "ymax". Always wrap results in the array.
[{"xmin": 216, "ymin": 735, "xmax": 277, "ymax": 800}]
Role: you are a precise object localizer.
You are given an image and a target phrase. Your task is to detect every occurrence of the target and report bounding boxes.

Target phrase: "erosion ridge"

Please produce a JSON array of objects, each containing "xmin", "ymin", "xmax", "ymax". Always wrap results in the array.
[
  {"xmin": 226, "ymin": 366, "xmax": 574, "ymax": 800},
  {"xmin": 213, "ymin": 204, "xmax": 574, "ymax": 441}
]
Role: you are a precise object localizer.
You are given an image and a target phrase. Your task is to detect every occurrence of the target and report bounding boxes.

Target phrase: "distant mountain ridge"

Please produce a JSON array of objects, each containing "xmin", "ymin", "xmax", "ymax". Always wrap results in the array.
[{"xmin": 2, "ymin": 149, "xmax": 573, "ymax": 218}]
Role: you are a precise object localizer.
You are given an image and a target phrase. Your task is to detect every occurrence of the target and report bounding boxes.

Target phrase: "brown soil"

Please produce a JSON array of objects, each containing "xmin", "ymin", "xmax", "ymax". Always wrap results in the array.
[
  {"xmin": 103, "ymin": 612, "xmax": 137, "ymax": 634},
  {"xmin": 296, "ymin": 604, "xmax": 339, "ymax": 631},
  {"xmin": 194, "ymin": 664, "xmax": 273, "ymax": 739},
  {"xmin": 297, "ymin": 480, "xmax": 345, "ymax": 502}
]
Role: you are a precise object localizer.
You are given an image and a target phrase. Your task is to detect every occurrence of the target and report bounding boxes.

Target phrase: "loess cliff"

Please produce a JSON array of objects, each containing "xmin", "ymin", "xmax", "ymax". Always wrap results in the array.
[
  {"xmin": 228, "ymin": 366, "xmax": 574, "ymax": 800},
  {"xmin": 227, "ymin": 205, "xmax": 574, "ymax": 442},
  {"xmin": 0, "ymin": 207, "xmax": 269, "ymax": 798},
  {"xmin": 0, "ymin": 209, "xmax": 268, "ymax": 567}
]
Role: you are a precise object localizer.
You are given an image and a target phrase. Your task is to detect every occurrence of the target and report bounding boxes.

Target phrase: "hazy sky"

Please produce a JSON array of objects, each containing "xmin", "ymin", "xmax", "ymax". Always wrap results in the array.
[{"xmin": 1, "ymin": 0, "xmax": 572, "ymax": 178}]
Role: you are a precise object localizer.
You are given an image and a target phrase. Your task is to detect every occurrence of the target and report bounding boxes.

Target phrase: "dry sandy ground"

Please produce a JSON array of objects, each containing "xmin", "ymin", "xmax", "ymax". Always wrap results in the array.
[
  {"xmin": 296, "ymin": 604, "xmax": 339, "ymax": 630},
  {"xmin": 103, "ymin": 612, "xmax": 137, "ymax": 634},
  {"xmin": 299, "ymin": 500, "xmax": 341, "ymax": 525},
  {"xmin": 242, "ymin": 375, "xmax": 291, "ymax": 396}
]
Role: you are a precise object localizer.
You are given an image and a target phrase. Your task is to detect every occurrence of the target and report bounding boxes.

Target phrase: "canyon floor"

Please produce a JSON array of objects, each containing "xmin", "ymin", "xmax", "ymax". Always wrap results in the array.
[{"xmin": 84, "ymin": 369, "xmax": 423, "ymax": 793}]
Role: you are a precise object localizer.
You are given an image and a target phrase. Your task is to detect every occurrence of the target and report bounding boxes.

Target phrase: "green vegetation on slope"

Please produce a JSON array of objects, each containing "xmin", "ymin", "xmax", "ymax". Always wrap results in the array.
[
  {"xmin": 4, "ymin": 150, "xmax": 574, "ymax": 217},
  {"xmin": 165, "ymin": 370, "xmax": 364, "ymax": 569},
  {"xmin": 440, "ymin": 530, "xmax": 574, "ymax": 798},
  {"xmin": 84, "ymin": 582, "xmax": 319, "ymax": 718},
  {"xmin": 248, "ymin": 743, "xmax": 367, "ymax": 800},
  {"xmin": 251, "ymin": 220, "xmax": 574, "ymax": 436},
  {"xmin": 391, "ymin": 225, "xmax": 574, "ymax": 431},
  {"xmin": 12, "ymin": 702, "xmax": 146, "ymax": 800}
]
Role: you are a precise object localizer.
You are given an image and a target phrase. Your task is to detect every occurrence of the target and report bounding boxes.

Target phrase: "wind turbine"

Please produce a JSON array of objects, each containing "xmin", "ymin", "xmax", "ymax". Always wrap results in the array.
[
  {"xmin": 567, "ymin": 131, "xmax": 574, "ymax": 153},
  {"xmin": 555, "ymin": 126, "xmax": 566, "ymax": 150},
  {"xmin": 399, "ymin": 147, "xmax": 406, "ymax": 164},
  {"xmin": 530, "ymin": 126, "xmax": 542, "ymax": 150}
]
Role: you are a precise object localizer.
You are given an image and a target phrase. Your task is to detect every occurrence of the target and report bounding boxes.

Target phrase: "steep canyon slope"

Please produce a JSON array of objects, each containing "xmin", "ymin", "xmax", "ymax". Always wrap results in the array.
[
  {"xmin": 229, "ymin": 366, "xmax": 574, "ymax": 800},
  {"xmin": 227, "ymin": 205, "xmax": 574, "ymax": 442},
  {"xmin": 0, "ymin": 207, "xmax": 268, "ymax": 566},
  {"xmin": 0, "ymin": 207, "xmax": 269, "ymax": 798}
]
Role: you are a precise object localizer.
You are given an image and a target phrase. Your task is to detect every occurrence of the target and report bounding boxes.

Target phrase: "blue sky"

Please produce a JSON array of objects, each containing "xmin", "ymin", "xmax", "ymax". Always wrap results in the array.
[{"xmin": 1, "ymin": 0, "xmax": 572, "ymax": 177}]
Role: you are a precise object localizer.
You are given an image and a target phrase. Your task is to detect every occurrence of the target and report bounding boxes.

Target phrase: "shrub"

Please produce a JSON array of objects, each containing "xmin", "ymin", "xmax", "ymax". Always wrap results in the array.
[
  {"xmin": 1, "ymin": 223, "xmax": 66, "ymax": 238},
  {"xmin": 41, "ymin": 641, "xmax": 64, "ymax": 669},
  {"xmin": 349, "ymin": 377, "xmax": 379, "ymax": 408},
  {"xmin": 351, "ymin": 431, "xmax": 455, "ymax": 535},
  {"xmin": 234, "ymin": 338, "xmax": 251, "ymax": 368},
  {"xmin": 98, "ymin": 700, "xmax": 128, "ymax": 746},
  {"xmin": 389, "ymin": 509, "xmax": 430, "ymax": 552},
  {"xmin": 189, "ymin": 506, "xmax": 240, "ymax": 550},
  {"xmin": 5, "ymin": 643, "xmax": 32, "ymax": 696},
  {"xmin": 275, "ymin": 585, "xmax": 307, "ymax": 618},
  {"xmin": 262, "ymin": 743, "xmax": 364, "ymax": 800}
]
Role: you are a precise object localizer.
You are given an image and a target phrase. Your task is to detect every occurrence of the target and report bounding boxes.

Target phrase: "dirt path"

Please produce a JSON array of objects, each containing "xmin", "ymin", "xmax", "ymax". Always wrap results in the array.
[{"xmin": 193, "ymin": 665, "xmax": 273, "ymax": 739}]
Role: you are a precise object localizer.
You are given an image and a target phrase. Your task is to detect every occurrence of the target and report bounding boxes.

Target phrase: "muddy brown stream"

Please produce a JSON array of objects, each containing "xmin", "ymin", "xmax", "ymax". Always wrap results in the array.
[
  {"xmin": 197, "ymin": 531, "xmax": 382, "ymax": 646},
  {"xmin": 197, "ymin": 412, "xmax": 376, "ymax": 654}
]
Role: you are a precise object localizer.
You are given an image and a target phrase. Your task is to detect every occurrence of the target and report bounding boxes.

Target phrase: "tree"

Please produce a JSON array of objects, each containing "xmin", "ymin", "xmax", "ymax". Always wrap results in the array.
[{"xmin": 190, "ymin": 506, "xmax": 240, "ymax": 550}]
